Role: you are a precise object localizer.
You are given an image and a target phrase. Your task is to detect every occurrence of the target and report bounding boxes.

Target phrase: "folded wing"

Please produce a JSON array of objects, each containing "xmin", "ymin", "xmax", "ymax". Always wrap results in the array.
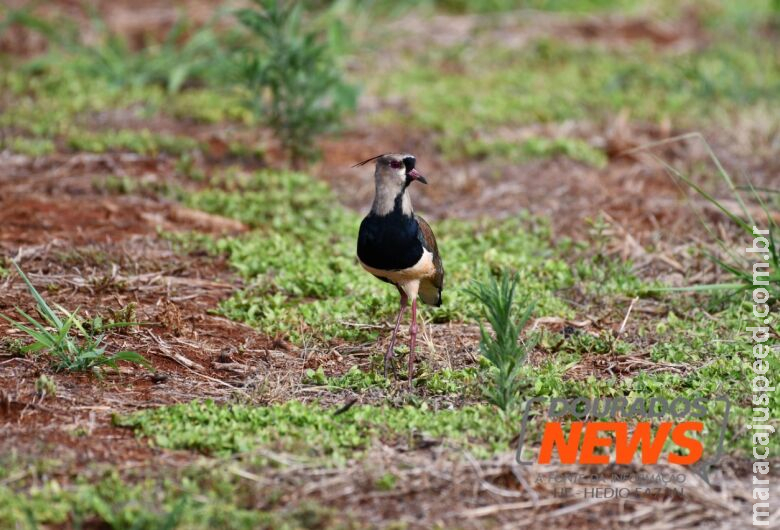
[{"xmin": 415, "ymin": 215, "xmax": 444, "ymax": 307}]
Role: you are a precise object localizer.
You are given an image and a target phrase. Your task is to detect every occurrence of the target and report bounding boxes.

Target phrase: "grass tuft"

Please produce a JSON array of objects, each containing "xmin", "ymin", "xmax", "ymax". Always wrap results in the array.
[
  {"xmin": 638, "ymin": 133, "xmax": 780, "ymax": 300},
  {"xmin": 0, "ymin": 262, "xmax": 151, "ymax": 374}
]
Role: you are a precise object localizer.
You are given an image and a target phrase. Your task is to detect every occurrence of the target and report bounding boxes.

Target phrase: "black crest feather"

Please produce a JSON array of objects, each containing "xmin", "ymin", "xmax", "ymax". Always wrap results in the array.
[{"xmin": 352, "ymin": 153, "xmax": 386, "ymax": 168}]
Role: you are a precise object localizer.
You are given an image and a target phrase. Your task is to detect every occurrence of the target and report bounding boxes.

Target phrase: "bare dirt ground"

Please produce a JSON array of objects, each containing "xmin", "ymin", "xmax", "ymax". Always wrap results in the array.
[{"xmin": 0, "ymin": 152, "xmax": 262, "ymax": 465}]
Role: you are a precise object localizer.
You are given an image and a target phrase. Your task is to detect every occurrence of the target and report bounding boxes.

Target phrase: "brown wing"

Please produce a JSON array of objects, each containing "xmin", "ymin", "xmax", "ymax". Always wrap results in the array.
[{"xmin": 415, "ymin": 215, "xmax": 444, "ymax": 307}]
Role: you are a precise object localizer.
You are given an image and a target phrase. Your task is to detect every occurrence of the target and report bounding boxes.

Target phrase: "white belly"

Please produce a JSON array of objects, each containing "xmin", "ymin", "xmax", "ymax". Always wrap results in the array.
[{"xmin": 359, "ymin": 249, "xmax": 436, "ymax": 285}]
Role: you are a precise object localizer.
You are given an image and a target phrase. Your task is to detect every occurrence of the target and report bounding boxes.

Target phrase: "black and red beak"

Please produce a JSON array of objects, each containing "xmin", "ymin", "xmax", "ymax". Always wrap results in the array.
[
  {"xmin": 407, "ymin": 167, "xmax": 427, "ymax": 184},
  {"xmin": 403, "ymin": 156, "xmax": 427, "ymax": 185}
]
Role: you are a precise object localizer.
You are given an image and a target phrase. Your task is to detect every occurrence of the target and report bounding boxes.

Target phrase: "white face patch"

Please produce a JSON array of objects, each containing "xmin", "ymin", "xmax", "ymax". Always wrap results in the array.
[{"xmin": 370, "ymin": 158, "xmax": 413, "ymax": 216}]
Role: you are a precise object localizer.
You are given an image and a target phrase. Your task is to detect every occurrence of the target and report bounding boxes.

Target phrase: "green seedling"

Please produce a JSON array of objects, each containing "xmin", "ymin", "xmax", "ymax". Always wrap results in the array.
[{"xmin": 466, "ymin": 273, "xmax": 537, "ymax": 412}]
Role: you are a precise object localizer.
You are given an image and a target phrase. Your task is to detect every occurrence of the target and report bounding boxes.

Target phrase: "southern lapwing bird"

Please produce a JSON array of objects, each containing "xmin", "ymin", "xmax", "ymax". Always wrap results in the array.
[{"xmin": 355, "ymin": 153, "xmax": 444, "ymax": 388}]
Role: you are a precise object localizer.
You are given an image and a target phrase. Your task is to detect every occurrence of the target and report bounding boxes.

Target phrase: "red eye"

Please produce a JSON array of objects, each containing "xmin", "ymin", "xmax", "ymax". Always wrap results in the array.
[{"xmin": 389, "ymin": 160, "xmax": 403, "ymax": 169}]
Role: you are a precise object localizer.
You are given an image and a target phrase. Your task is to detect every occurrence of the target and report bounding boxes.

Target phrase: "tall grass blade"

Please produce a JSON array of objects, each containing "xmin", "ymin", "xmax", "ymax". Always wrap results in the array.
[
  {"xmin": 630, "ymin": 134, "xmax": 779, "ymax": 299},
  {"xmin": 12, "ymin": 261, "xmax": 63, "ymax": 328},
  {"xmin": 2, "ymin": 262, "xmax": 151, "ymax": 374}
]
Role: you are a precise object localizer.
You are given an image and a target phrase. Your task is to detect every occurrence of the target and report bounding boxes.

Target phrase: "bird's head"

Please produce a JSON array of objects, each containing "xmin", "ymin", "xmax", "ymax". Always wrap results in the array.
[{"xmin": 354, "ymin": 153, "xmax": 427, "ymax": 188}]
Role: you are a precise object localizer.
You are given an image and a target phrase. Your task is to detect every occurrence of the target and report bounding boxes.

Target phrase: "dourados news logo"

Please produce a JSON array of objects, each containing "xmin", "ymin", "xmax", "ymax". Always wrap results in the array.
[{"xmin": 516, "ymin": 396, "xmax": 730, "ymax": 478}]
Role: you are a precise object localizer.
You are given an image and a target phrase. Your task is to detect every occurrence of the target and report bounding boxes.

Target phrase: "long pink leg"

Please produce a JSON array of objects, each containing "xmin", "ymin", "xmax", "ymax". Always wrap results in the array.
[
  {"xmin": 384, "ymin": 291, "xmax": 408, "ymax": 378},
  {"xmin": 408, "ymin": 297, "xmax": 418, "ymax": 390}
]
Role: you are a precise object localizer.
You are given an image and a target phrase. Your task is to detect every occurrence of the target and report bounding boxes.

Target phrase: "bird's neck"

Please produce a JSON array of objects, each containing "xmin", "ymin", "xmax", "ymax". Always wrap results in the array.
[{"xmin": 371, "ymin": 182, "xmax": 413, "ymax": 217}]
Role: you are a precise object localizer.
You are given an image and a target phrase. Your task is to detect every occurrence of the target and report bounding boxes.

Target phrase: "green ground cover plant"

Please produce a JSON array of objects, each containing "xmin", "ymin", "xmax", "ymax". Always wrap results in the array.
[
  {"xmin": 0, "ymin": 5, "xmax": 235, "ymax": 92},
  {"xmin": 67, "ymin": 128, "xmax": 200, "ymax": 156},
  {"xmin": 0, "ymin": 462, "xmax": 349, "ymax": 530},
  {"xmin": 66, "ymin": 19, "xmax": 233, "ymax": 94},
  {"xmin": 431, "ymin": 0, "xmax": 640, "ymax": 13},
  {"xmin": 375, "ymin": 37, "xmax": 780, "ymax": 160},
  {"xmin": 116, "ymin": 399, "xmax": 520, "ymax": 459},
  {"xmin": 464, "ymin": 136, "xmax": 608, "ymax": 167},
  {"xmin": 0, "ymin": 66, "xmax": 249, "ymax": 156},
  {"xmin": 304, "ymin": 363, "xmax": 481, "ymax": 395}
]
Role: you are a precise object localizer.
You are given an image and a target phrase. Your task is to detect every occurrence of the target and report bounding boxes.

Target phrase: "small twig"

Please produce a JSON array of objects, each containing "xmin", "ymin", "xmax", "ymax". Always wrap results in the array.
[
  {"xmin": 535, "ymin": 496, "xmax": 613, "ymax": 521},
  {"xmin": 511, "ymin": 464, "xmax": 539, "ymax": 505},
  {"xmin": 336, "ymin": 321, "xmax": 389, "ymax": 330},
  {"xmin": 333, "ymin": 397, "xmax": 358, "ymax": 416},
  {"xmin": 617, "ymin": 296, "xmax": 638, "ymax": 336},
  {"xmin": 458, "ymin": 497, "xmax": 561, "ymax": 518},
  {"xmin": 0, "ymin": 357, "xmax": 35, "ymax": 365},
  {"xmin": 462, "ymin": 451, "xmax": 525, "ymax": 499}
]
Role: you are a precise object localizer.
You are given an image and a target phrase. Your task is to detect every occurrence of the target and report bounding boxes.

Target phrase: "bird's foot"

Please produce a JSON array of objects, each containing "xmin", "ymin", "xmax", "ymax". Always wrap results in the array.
[{"xmin": 383, "ymin": 349, "xmax": 398, "ymax": 379}]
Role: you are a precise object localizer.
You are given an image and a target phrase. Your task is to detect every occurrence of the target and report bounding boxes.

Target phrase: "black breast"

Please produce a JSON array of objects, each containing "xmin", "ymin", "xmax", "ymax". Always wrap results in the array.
[{"xmin": 358, "ymin": 210, "xmax": 424, "ymax": 271}]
